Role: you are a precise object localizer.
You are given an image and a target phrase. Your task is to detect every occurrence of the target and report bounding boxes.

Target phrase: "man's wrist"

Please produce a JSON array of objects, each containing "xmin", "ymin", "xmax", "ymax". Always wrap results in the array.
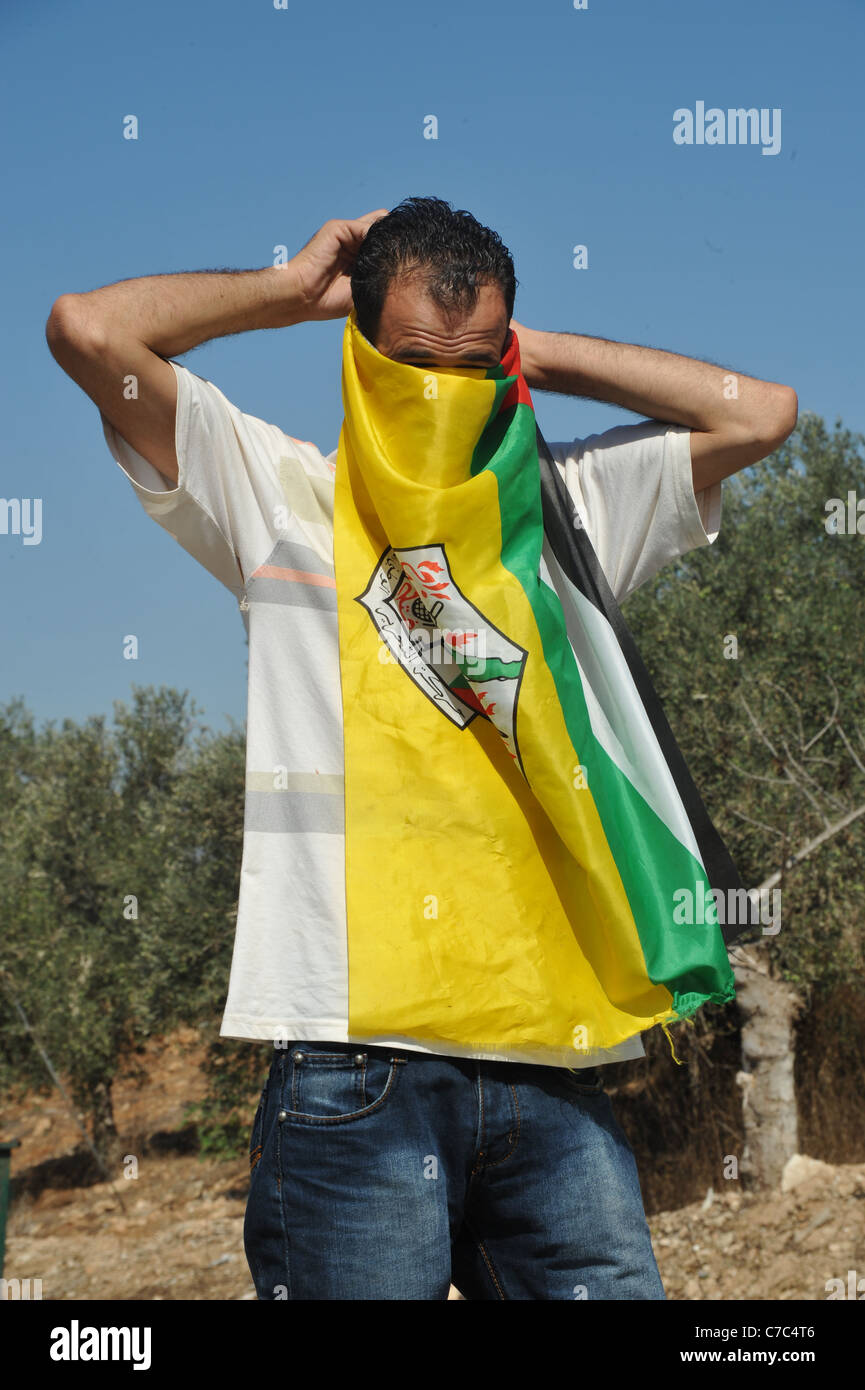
[
  {"xmin": 261, "ymin": 263, "xmax": 312, "ymax": 329},
  {"xmin": 513, "ymin": 324, "xmax": 557, "ymax": 391}
]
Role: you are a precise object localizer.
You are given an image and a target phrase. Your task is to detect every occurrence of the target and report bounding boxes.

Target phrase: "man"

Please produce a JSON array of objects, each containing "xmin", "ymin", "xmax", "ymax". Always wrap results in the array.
[{"xmin": 46, "ymin": 196, "xmax": 797, "ymax": 1301}]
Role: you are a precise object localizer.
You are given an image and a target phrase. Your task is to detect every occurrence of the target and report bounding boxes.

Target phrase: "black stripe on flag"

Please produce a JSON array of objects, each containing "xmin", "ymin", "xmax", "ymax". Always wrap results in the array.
[{"xmin": 536, "ymin": 424, "xmax": 748, "ymax": 948}]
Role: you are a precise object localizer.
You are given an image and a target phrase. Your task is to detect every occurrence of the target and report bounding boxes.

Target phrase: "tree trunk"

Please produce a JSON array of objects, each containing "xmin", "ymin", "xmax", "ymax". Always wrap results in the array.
[
  {"xmin": 731, "ymin": 941, "xmax": 803, "ymax": 1190},
  {"xmin": 88, "ymin": 1077, "xmax": 122, "ymax": 1174}
]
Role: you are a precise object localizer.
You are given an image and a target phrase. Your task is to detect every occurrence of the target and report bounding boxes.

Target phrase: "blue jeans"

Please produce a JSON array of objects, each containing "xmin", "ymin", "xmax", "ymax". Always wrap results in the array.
[{"xmin": 243, "ymin": 1040, "xmax": 665, "ymax": 1301}]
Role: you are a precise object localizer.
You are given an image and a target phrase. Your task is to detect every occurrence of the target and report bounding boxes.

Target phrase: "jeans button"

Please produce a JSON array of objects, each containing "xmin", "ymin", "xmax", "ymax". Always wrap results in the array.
[
  {"xmin": 353, "ymin": 1053, "xmax": 364, "ymax": 1065},
  {"xmin": 292, "ymin": 1050, "xmax": 304, "ymax": 1062},
  {"xmin": 277, "ymin": 1109, "xmax": 288, "ymax": 1121}
]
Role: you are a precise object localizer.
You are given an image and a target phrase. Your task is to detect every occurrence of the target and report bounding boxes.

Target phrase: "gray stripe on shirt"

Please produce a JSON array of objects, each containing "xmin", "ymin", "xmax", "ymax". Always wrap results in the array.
[
  {"xmin": 245, "ymin": 576, "xmax": 338, "ymax": 611},
  {"xmin": 244, "ymin": 788, "xmax": 346, "ymax": 834}
]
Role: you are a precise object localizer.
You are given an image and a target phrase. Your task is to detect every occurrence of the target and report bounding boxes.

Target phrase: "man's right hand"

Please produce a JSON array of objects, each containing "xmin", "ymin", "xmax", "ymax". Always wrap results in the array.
[
  {"xmin": 44, "ymin": 208, "xmax": 391, "ymax": 486},
  {"xmin": 286, "ymin": 210, "xmax": 390, "ymax": 321}
]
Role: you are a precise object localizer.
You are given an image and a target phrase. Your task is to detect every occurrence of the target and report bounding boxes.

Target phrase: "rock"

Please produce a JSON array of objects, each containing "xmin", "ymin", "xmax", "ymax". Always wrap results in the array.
[{"xmin": 781, "ymin": 1154, "xmax": 838, "ymax": 1193}]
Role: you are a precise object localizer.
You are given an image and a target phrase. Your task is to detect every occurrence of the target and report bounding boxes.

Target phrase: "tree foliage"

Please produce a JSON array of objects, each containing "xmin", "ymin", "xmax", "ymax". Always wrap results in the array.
[
  {"xmin": 623, "ymin": 414, "xmax": 865, "ymax": 989},
  {"xmin": 0, "ymin": 687, "xmax": 245, "ymax": 1159}
]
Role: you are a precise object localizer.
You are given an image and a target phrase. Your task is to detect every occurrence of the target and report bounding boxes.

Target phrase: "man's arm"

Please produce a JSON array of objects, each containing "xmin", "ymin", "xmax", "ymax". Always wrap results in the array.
[
  {"xmin": 511, "ymin": 322, "xmax": 798, "ymax": 492},
  {"xmin": 44, "ymin": 210, "xmax": 388, "ymax": 485}
]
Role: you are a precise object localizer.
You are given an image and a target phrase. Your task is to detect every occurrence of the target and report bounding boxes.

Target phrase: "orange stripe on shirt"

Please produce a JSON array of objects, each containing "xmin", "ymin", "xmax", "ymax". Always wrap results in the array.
[{"xmin": 252, "ymin": 564, "xmax": 337, "ymax": 588}]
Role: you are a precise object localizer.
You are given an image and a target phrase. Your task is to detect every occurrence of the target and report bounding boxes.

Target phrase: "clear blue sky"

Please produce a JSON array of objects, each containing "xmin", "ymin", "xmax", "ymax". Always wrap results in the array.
[{"xmin": 3, "ymin": 0, "xmax": 863, "ymax": 736}]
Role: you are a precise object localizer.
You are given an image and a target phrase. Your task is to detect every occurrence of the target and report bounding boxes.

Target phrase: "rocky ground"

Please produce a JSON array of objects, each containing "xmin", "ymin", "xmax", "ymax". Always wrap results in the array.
[{"xmin": 3, "ymin": 1032, "xmax": 863, "ymax": 1301}]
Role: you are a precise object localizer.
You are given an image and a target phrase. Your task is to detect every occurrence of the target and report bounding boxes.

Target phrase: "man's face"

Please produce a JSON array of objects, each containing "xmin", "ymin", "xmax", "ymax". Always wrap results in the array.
[{"xmin": 373, "ymin": 275, "xmax": 510, "ymax": 370}]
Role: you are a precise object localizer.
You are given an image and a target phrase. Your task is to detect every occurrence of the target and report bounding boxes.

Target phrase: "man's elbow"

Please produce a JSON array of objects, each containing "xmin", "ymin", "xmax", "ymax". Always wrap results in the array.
[
  {"xmin": 754, "ymin": 385, "xmax": 798, "ymax": 452},
  {"xmin": 45, "ymin": 294, "xmax": 105, "ymax": 359}
]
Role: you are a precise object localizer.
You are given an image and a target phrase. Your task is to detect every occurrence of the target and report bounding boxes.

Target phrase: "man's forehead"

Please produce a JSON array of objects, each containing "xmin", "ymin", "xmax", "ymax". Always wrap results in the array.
[{"xmin": 375, "ymin": 279, "xmax": 509, "ymax": 367}]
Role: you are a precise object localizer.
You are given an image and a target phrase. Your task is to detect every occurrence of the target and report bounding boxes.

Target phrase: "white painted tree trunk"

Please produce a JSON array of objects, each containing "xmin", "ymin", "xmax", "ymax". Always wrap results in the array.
[{"xmin": 730, "ymin": 941, "xmax": 803, "ymax": 1189}]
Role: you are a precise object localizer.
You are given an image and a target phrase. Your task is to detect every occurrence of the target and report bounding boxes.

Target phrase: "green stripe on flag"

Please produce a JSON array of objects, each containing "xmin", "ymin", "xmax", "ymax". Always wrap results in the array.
[{"xmin": 471, "ymin": 395, "xmax": 733, "ymax": 1012}]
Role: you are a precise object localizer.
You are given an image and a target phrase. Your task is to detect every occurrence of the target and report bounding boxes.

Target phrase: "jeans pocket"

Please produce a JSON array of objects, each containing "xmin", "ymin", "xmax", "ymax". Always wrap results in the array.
[
  {"xmin": 561, "ymin": 1064, "xmax": 607, "ymax": 1096},
  {"xmin": 248, "ymin": 1075, "xmax": 270, "ymax": 1174},
  {"xmin": 278, "ymin": 1041, "xmax": 403, "ymax": 1126}
]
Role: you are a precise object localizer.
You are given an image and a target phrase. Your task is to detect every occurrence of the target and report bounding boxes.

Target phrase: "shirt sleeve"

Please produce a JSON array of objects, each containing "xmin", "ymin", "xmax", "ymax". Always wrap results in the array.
[
  {"xmin": 546, "ymin": 420, "xmax": 722, "ymax": 605},
  {"xmin": 99, "ymin": 359, "xmax": 330, "ymax": 595}
]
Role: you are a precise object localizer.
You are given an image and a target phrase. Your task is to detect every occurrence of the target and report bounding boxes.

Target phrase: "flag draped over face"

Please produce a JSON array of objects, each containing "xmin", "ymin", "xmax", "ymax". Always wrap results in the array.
[{"xmin": 333, "ymin": 309, "xmax": 740, "ymax": 1066}]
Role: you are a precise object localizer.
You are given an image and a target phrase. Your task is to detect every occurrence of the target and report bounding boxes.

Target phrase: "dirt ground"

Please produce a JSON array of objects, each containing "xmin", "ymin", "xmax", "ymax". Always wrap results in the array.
[{"xmin": 3, "ymin": 1030, "xmax": 864, "ymax": 1301}]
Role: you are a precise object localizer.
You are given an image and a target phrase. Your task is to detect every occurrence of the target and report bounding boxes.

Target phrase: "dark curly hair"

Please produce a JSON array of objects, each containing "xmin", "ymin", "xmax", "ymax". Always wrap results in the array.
[{"xmin": 351, "ymin": 195, "xmax": 517, "ymax": 344}]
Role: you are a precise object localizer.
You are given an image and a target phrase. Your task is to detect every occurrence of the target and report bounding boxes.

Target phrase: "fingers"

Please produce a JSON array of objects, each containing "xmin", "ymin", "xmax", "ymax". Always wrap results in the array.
[
  {"xmin": 355, "ymin": 208, "xmax": 390, "ymax": 226},
  {"xmin": 342, "ymin": 208, "xmax": 390, "ymax": 241},
  {"xmin": 306, "ymin": 209, "xmax": 388, "ymax": 252},
  {"xmin": 326, "ymin": 211, "xmax": 389, "ymax": 271}
]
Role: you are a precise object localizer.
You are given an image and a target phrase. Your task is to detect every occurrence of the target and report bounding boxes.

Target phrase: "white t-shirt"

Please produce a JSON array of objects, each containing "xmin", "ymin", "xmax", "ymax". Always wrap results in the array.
[{"xmin": 100, "ymin": 359, "xmax": 721, "ymax": 1067}]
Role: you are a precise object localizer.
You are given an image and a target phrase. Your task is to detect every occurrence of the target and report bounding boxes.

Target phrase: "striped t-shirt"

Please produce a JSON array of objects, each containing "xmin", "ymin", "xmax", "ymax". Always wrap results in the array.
[{"xmin": 100, "ymin": 359, "xmax": 721, "ymax": 1068}]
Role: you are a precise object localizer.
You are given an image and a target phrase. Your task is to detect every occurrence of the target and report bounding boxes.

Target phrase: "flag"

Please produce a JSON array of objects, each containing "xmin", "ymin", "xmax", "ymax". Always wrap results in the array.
[{"xmin": 333, "ymin": 310, "xmax": 739, "ymax": 1065}]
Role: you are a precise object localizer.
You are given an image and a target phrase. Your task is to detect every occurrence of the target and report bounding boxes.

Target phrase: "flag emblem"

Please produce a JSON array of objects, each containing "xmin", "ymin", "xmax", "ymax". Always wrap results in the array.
[{"xmin": 356, "ymin": 542, "xmax": 529, "ymax": 771}]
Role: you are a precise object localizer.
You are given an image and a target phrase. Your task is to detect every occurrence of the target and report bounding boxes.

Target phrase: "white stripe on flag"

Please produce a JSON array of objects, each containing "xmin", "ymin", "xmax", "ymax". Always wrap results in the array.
[{"xmin": 539, "ymin": 544, "xmax": 704, "ymax": 866}]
